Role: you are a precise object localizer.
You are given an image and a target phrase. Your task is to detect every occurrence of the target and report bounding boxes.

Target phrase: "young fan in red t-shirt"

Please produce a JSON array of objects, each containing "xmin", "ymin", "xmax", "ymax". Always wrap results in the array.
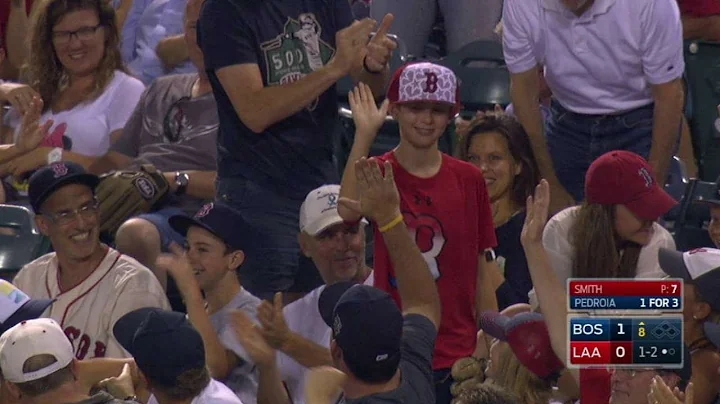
[{"xmin": 339, "ymin": 62, "xmax": 502, "ymax": 404}]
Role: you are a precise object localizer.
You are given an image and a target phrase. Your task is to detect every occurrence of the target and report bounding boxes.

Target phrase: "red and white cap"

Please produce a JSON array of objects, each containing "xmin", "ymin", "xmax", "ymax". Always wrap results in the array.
[
  {"xmin": 585, "ymin": 150, "xmax": 677, "ymax": 221},
  {"xmin": 387, "ymin": 62, "xmax": 461, "ymax": 114},
  {"xmin": 0, "ymin": 318, "xmax": 74, "ymax": 383}
]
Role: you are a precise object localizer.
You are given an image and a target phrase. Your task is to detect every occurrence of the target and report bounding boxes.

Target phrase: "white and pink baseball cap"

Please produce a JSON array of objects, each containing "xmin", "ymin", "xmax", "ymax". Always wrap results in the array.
[
  {"xmin": 386, "ymin": 62, "xmax": 461, "ymax": 114},
  {"xmin": 299, "ymin": 185, "xmax": 367, "ymax": 236},
  {"xmin": 0, "ymin": 318, "xmax": 74, "ymax": 383},
  {"xmin": 0, "ymin": 280, "xmax": 53, "ymax": 335},
  {"xmin": 658, "ymin": 247, "xmax": 720, "ymax": 311}
]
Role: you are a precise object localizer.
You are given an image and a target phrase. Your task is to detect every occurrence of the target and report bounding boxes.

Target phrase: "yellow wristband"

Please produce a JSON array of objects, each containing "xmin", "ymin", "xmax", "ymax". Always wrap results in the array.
[{"xmin": 378, "ymin": 214, "xmax": 404, "ymax": 233}]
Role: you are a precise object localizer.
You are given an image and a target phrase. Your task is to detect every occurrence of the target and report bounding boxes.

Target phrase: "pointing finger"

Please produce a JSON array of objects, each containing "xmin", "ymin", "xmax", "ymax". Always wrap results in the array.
[{"xmin": 372, "ymin": 14, "xmax": 394, "ymax": 40}]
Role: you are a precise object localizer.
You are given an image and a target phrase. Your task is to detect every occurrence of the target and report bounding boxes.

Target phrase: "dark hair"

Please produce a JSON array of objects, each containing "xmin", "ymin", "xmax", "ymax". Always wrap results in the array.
[
  {"xmin": 148, "ymin": 367, "xmax": 210, "ymax": 401},
  {"xmin": 15, "ymin": 354, "xmax": 75, "ymax": 397},
  {"xmin": 27, "ymin": 0, "xmax": 126, "ymax": 111},
  {"xmin": 456, "ymin": 115, "xmax": 540, "ymax": 207}
]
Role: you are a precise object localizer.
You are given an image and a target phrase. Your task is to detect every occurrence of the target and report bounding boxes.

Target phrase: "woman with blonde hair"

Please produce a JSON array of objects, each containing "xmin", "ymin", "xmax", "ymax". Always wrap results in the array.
[{"xmin": 0, "ymin": 0, "xmax": 144, "ymax": 194}]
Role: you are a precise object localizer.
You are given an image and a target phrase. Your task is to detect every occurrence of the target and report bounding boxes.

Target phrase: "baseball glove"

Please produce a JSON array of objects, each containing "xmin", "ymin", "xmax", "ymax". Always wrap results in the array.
[
  {"xmin": 97, "ymin": 164, "xmax": 170, "ymax": 237},
  {"xmin": 451, "ymin": 356, "xmax": 485, "ymax": 382}
]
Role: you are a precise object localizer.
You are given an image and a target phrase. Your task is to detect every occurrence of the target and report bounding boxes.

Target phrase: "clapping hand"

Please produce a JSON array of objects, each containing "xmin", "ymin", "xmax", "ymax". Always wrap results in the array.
[
  {"xmin": 363, "ymin": 14, "xmax": 396, "ymax": 73},
  {"xmin": 520, "ymin": 179, "xmax": 550, "ymax": 247},
  {"xmin": 339, "ymin": 157, "xmax": 400, "ymax": 227}
]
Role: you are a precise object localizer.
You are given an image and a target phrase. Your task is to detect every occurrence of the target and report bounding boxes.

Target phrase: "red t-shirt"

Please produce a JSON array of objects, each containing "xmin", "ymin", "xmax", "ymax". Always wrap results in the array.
[
  {"xmin": 580, "ymin": 369, "xmax": 612, "ymax": 404},
  {"xmin": 0, "ymin": 0, "xmax": 35, "ymax": 49},
  {"xmin": 678, "ymin": 0, "xmax": 720, "ymax": 17},
  {"xmin": 372, "ymin": 151, "xmax": 497, "ymax": 370}
]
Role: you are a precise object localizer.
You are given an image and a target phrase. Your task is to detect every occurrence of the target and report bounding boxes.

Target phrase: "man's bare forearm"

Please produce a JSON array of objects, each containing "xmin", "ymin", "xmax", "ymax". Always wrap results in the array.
[
  {"xmin": 381, "ymin": 221, "xmax": 441, "ymax": 325},
  {"xmin": 510, "ymin": 77, "xmax": 556, "ymax": 181},
  {"xmin": 156, "ymin": 34, "xmax": 188, "ymax": 70},
  {"xmin": 338, "ymin": 133, "xmax": 374, "ymax": 222},
  {"xmin": 163, "ymin": 170, "xmax": 217, "ymax": 199},
  {"xmin": 7, "ymin": 0, "xmax": 31, "ymax": 68},
  {"xmin": 219, "ymin": 63, "xmax": 346, "ymax": 133},
  {"xmin": 0, "ymin": 144, "xmax": 24, "ymax": 164},
  {"xmin": 649, "ymin": 79, "xmax": 684, "ymax": 183},
  {"xmin": 256, "ymin": 361, "xmax": 291, "ymax": 404},
  {"xmin": 279, "ymin": 332, "xmax": 332, "ymax": 369},
  {"xmin": 351, "ymin": 64, "xmax": 389, "ymax": 97},
  {"xmin": 475, "ymin": 259, "xmax": 502, "ymax": 316}
]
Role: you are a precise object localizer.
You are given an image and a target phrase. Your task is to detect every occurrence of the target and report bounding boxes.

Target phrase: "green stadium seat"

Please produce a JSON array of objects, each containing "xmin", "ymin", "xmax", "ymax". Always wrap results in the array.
[
  {"xmin": 683, "ymin": 40, "xmax": 720, "ymax": 182},
  {"xmin": 0, "ymin": 205, "xmax": 51, "ymax": 281}
]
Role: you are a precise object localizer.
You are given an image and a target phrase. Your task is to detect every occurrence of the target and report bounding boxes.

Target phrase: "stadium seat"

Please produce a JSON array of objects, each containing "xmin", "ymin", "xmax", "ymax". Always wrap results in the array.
[
  {"xmin": 0, "ymin": 205, "xmax": 50, "ymax": 281},
  {"xmin": 683, "ymin": 40, "xmax": 720, "ymax": 182},
  {"xmin": 663, "ymin": 156, "xmax": 690, "ymax": 222},
  {"xmin": 671, "ymin": 179, "xmax": 716, "ymax": 251},
  {"xmin": 437, "ymin": 40, "xmax": 510, "ymax": 112}
]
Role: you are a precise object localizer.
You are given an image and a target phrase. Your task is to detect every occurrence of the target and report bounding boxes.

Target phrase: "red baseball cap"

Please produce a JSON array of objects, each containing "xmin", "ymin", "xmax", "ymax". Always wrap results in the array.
[
  {"xmin": 387, "ymin": 62, "xmax": 461, "ymax": 115},
  {"xmin": 584, "ymin": 151, "xmax": 677, "ymax": 221}
]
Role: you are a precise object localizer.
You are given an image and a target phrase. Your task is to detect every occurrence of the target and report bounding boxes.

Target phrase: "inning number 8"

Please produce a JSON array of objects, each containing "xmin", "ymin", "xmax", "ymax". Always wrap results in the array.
[{"xmin": 404, "ymin": 214, "xmax": 446, "ymax": 280}]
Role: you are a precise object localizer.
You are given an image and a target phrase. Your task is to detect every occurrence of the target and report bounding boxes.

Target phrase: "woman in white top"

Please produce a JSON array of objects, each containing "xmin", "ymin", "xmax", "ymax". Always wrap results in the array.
[
  {"xmin": 542, "ymin": 151, "xmax": 677, "ymax": 284},
  {"xmin": 0, "ymin": 0, "xmax": 144, "ymax": 191}
]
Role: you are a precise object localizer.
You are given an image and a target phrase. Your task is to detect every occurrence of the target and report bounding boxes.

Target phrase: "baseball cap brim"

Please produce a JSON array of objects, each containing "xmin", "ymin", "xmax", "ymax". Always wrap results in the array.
[
  {"xmin": 479, "ymin": 311, "xmax": 510, "ymax": 341},
  {"xmin": 113, "ymin": 307, "xmax": 158, "ymax": 355},
  {"xmin": 168, "ymin": 215, "xmax": 217, "ymax": 239},
  {"xmin": 658, "ymin": 248, "xmax": 693, "ymax": 281},
  {"xmin": 705, "ymin": 322, "xmax": 720, "ymax": 348},
  {"xmin": 318, "ymin": 281, "xmax": 356, "ymax": 328},
  {"xmin": 302, "ymin": 213, "xmax": 346, "ymax": 236},
  {"xmin": 624, "ymin": 184, "xmax": 678, "ymax": 221},
  {"xmin": 32, "ymin": 173, "xmax": 99, "ymax": 213},
  {"xmin": 0, "ymin": 299, "xmax": 54, "ymax": 334}
]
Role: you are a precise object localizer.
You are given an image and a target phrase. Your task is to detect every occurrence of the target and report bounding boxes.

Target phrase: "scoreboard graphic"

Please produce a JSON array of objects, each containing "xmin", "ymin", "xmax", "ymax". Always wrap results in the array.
[{"xmin": 566, "ymin": 279, "xmax": 684, "ymax": 369}]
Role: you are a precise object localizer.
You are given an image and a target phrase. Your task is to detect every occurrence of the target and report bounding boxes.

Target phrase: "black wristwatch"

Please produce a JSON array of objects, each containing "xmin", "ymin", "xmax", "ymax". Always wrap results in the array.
[
  {"xmin": 174, "ymin": 171, "xmax": 189, "ymax": 195},
  {"xmin": 484, "ymin": 248, "xmax": 497, "ymax": 262}
]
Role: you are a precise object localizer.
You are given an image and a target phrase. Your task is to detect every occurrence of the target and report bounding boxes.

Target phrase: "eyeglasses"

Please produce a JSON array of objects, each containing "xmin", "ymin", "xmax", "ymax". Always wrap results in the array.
[
  {"xmin": 163, "ymin": 97, "xmax": 190, "ymax": 143},
  {"xmin": 43, "ymin": 198, "xmax": 99, "ymax": 226},
  {"xmin": 52, "ymin": 25, "xmax": 102, "ymax": 45}
]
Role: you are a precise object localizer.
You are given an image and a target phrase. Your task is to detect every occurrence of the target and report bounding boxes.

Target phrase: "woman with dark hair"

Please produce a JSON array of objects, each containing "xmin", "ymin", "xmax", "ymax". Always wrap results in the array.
[
  {"xmin": 0, "ymin": 0, "xmax": 144, "ymax": 196},
  {"xmin": 456, "ymin": 114, "xmax": 540, "ymax": 309}
]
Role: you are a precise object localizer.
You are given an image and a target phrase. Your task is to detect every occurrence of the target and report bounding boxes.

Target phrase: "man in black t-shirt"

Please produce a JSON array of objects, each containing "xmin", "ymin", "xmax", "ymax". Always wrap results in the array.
[
  {"xmin": 312, "ymin": 157, "xmax": 441, "ymax": 403},
  {"xmin": 197, "ymin": 0, "xmax": 396, "ymax": 300}
]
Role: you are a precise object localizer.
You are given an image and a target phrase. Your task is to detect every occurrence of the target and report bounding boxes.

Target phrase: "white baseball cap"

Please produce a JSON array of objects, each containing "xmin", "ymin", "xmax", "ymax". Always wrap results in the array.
[
  {"xmin": 659, "ymin": 247, "xmax": 720, "ymax": 311},
  {"xmin": 300, "ymin": 185, "xmax": 367, "ymax": 236},
  {"xmin": 0, "ymin": 280, "xmax": 53, "ymax": 335},
  {"xmin": 0, "ymin": 318, "xmax": 74, "ymax": 383}
]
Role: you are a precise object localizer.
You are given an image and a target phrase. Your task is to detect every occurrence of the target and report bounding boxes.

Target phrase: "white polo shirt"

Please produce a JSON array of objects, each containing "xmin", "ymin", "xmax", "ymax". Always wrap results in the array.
[{"xmin": 503, "ymin": 0, "xmax": 684, "ymax": 115}]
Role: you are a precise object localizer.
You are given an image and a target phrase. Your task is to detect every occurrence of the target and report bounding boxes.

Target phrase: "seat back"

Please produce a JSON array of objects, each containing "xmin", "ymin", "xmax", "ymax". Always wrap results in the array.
[
  {"xmin": 663, "ymin": 156, "xmax": 690, "ymax": 222},
  {"xmin": 0, "ymin": 205, "xmax": 47, "ymax": 279},
  {"xmin": 438, "ymin": 40, "xmax": 510, "ymax": 111},
  {"xmin": 672, "ymin": 179, "xmax": 716, "ymax": 250},
  {"xmin": 683, "ymin": 40, "xmax": 720, "ymax": 181}
]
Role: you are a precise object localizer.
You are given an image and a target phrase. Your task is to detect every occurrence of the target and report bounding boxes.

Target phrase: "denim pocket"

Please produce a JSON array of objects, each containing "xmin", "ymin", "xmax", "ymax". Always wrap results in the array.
[{"xmin": 620, "ymin": 108, "xmax": 653, "ymax": 129}]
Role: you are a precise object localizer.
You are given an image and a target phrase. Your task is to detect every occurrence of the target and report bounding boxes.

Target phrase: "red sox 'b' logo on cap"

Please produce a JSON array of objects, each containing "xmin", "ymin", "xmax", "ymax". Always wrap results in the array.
[
  {"xmin": 50, "ymin": 163, "xmax": 68, "ymax": 178},
  {"xmin": 195, "ymin": 203, "xmax": 213, "ymax": 219}
]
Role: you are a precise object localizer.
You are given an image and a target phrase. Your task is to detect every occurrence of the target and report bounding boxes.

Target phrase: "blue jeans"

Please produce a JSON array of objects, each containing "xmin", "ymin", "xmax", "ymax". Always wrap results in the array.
[
  {"xmin": 546, "ymin": 100, "xmax": 656, "ymax": 202},
  {"xmin": 216, "ymin": 178, "xmax": 324, "ymax": 299},
  {"xmin": 136, "ymin": 207, "xmax": 188, "ymax": 250}
]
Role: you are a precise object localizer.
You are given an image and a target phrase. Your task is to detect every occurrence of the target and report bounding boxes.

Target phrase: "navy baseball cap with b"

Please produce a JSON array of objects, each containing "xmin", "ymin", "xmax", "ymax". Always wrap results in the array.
[
  {"xmin": 114, "ymin": 308, "xmax": 205, "ymax": 387},
  {"xmin": 28, "ymin": 162, "xmax": 99, "ymax": 213},
  {"xmin": 318, "ymin": 282, "xmax": 403, "ymax": 380},
  {"xmin": 169, "ymin": 202, "xmax": 250, "ymax": 251}
]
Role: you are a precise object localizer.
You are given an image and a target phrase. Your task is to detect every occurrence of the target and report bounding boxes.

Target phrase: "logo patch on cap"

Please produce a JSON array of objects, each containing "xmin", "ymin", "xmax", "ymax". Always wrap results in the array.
[
  {"xmin": 333, "ymin": 315, "xmax": 342, "ymax": 336},
  {"xmin": 195, "ymin": 203, "xmax": 213, "ymax": 219},
  {"xmin": 50, "ymin": 163, "xmax": 68, "ymax": 178},
  {"xmin": 319, "ymin": 191, "xmax": 339, "ymax": 214},
  {"xmin": 638, "ymin": 167, "xmax": 653, "ymax": 188},
  {"xmin": 133, "ymin": 177, "xmax": 156, "ymax": 200},
  {"xmin": 398, "ymin": 63, "xmax": 456, "ymax": 104}
]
